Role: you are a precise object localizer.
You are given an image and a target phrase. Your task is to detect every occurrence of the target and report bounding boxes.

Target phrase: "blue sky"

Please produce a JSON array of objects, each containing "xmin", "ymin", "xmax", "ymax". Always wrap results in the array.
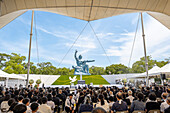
[{"xmin": 0, "ymin": 11, "xmax": 170, "ymax": 68}]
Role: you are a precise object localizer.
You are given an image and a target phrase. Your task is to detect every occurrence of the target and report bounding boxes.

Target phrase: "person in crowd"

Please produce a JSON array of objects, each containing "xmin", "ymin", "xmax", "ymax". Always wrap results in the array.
[
  {"xmin": 47, "ymin": 94, "xmax": 55, "ymax": 111},
  {"xmin": 57, "ymin": 89, "xmax": 66, "ymax": 111},
  {"xmin": 111, "ymin": 92, "xmax": 128, "ymax": 113},
  {"xmin": 13, "ymin": 104, "xmax": 27, "ymax": 113},
  {"xmin": 65, "ymin": 94, "xmax": 76, "ymax": 113},
  {"xmin": 39, "ymin": 97, "xmax": 52, "ymax": 113},
  {"xmin": 30, "ymin": 102, "xmax": 40, "ymax": 113},
  {"xmin": 96, "ymin": 94, "xmax": 109, "ymax": 112},
  {"xmin": 92, "ymin": 107, "xmax": 107, "ymax": 113},
  {"xmin": 7, "ymin": 102, "xmax": 18, "ymax": 113},
  {"xmin": 52, "ymin": 92, "xmax": 60, "ymax": 113},
  {"xmin": 1, "ymin": 94, "xmax": 11, "ymax": 112},
  {"xmin": 108, "ymin": 96, "xmax": 114, "ymax": 111},
  {"xmin": 145, "ymin": 93, "xmax": 160, "ymax": 113},
  {"xmin": 78, "ymin": 96, "xmax": 93, "ymax": 113},
  {"xmin": 18, "ymin": 95, "xmax": 24, "ymax": 104},
  {"xmin": 23, "ymin": 98, "xmax": 31, "ymax": 113},
  {"xmin": 126, "ymin": 90, "xmax": 134, "ymax": 103},
  {"xmin": 130, "ymin": 92, "xmax": 145, "ymax": 113},
  {"xmin": 160, "ymin": 93, "xmax": 169, "ymax": 112},
  {"xmin": 164, "ymin": 97, "xmax": 170, "ymax": 113}
]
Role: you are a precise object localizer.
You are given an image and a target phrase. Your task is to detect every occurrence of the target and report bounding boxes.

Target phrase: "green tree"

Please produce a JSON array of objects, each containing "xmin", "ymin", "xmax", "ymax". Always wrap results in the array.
[
  {"xmin": 89, "ymin": 66, "xmax": 105, "ymax": 75},
  {"xmin": 0, "ymin": 53, "xmax": 11, "ymax": 69},
  {"xmin": 105, "ymin": 64, "xmax": 128, "ymax": 74},
  {"xmin": 4, "ymin": 53, "xmax": 26, "ymax": 74}
]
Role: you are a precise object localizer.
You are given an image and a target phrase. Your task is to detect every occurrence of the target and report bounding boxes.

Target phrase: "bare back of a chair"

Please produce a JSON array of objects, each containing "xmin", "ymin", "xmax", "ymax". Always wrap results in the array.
[
  {"xmin": 132, "ymin": 110, "xmax": 145, "ymax": 113},
  {"xmin": 148, "ymin": 110, "xmax": 160, "ymax": 113}
]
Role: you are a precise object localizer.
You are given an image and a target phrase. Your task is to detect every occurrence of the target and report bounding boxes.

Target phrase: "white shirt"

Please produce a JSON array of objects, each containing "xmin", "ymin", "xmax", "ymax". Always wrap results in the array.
[
  {"xmin": 1, "ymin": 101, "xmax": 10, "ymax": 112},
  {"xmin": 96, "ymin": 100, "xmax": 109, "ymax": 112},
  {"xmin": 65, "ymin": 98, "xmax": 76, "ymax": 110},
  {"xmin": 47, "ymin": 101, "xmax": 55, "ymax": 109},
  {"xmin": 38, "ymin": 104, "xmax": 52, "ymax": 113},
  {"xmin": 160, "ymin": 101, "xmax": 169, "ymax": 112},
  {"xmin": 126, "ymin": 96, "xmax": 134, "ymax": 103}
]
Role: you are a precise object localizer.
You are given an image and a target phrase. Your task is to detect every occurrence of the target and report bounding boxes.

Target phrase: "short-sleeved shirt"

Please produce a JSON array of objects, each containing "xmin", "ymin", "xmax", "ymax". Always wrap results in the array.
[{"xmin": 111, "ymin": 100, "xmax": 128, "ymax": 112}]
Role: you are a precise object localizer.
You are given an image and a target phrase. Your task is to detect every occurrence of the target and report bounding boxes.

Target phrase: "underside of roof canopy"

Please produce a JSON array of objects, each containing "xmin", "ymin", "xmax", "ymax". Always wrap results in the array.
[{"xmin": 0, "ymin": 0, "xmax": 170, "ymax": 29}]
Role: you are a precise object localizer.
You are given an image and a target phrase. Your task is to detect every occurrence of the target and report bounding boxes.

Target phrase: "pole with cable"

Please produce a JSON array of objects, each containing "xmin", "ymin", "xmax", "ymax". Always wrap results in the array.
[
  {"xmin": 26, "ymin": 11, "xmax": 34, "ymax": 88},
  {"xmin": 141, "ymin": 13, "xmax": 149, "ymax": 86}
]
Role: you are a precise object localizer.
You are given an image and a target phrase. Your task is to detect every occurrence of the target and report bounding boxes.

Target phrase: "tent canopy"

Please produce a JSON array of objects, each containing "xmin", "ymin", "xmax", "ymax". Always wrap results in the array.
[
  {"xmin": 158, "ymin": 63, "xmax": 170, "ymax": 74},
  {"xmin": 0, "ymin": 0, "xmax": 170, "ymax": 29},
  {"xmin": 0, "ymin": 70, "xmax": 26, "ymax": 79}
]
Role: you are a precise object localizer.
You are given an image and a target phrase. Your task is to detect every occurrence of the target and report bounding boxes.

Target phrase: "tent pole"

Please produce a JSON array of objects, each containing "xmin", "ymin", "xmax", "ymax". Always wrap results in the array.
[
  {"xmin": 26, "ymin": 11, "xmax": 34, "ymax": 88},
  {"xmin": 141, "ymin": 13, "xmax": 149, "ymax": 86}
]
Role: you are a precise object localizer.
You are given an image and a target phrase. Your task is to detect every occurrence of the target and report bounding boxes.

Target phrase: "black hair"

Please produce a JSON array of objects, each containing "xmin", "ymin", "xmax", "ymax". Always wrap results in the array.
[
  {"xmin": 31, "ymin": 96, "xmax": 38, "ymax": 102},
  {"xmin": 13, "ymin": 104, "xmax": 27, "ymax": 113},
  {"xmin": 137, "ymin": 92, "xmax": 144, "ymax": 101},
  {"xmin": 47, "ymin": 94, "xmax": 52, "ymax": 101},
  {"xmin": 108, "ymin": 96, "xmax": 114, "ymax": 102},
  {"xmin": 8, "ymin": 102, "xmax": 18, "ymax": 112},
  {"xmin": 4, "ymin": 94, "xmax": 11, "ymax": 101},
  {"xmin": 99, "ymin": 94, "xmax": 105, "ymax": 105},
  {"xmin": 41, "ymin": 97, "xmax": 48, "ymax": 104},
  {"xmin": 30, "ymin": 102, "xmax": 39, "ymax": 111},
  {"xmin": 116, "ymin": 92, "xmax": 123, "ymax": 99},
  {"xmin": 149, "ymin": 93, "xmax": 156, "ymax": 101},
  {"xmin": 92, "ymin": 107, "xmax": 107, "ymax": 113},
  {"xmin": 18, "ymin": 95, "xmax": 23, "ymax": 101},
  {"xmin": 8, "ymin": 98, "xmax": 15, "ymax": 106},
  {"xmin": 22, "ymin": 98, "xmax": 30, "ymax": 105}
]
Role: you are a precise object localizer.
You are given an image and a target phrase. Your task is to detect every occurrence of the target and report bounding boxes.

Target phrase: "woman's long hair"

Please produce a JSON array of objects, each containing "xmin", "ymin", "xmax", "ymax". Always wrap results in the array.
[{"xmin": 99, "ymin": 94, "xmax": 105, "ymax": 105}]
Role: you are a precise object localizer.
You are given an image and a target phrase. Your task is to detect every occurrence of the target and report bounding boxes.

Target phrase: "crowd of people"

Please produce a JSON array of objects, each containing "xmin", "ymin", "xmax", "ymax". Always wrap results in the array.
[{"xmin": 0, "ymin": 85, "xmax": 170, "ymax": 113}]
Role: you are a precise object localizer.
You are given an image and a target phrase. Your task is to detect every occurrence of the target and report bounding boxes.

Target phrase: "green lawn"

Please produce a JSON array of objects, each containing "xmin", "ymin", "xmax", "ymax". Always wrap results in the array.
[{"xmin": 52, "ymin": 75, "xmax": 109, "ymax": 85}]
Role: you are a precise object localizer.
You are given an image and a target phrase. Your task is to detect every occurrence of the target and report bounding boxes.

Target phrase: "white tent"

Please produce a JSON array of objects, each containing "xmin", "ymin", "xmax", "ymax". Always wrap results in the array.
[
  {"xmin": 158, "ymin": 63, "xmax": 170, "ymax": 74},
  {"xmin": 0, "ymin": 70, "xmax": 26, "ymax": 80},
  {"xmin": 129, "ymin": 65, "xmax": 161, "ymax": 78}
]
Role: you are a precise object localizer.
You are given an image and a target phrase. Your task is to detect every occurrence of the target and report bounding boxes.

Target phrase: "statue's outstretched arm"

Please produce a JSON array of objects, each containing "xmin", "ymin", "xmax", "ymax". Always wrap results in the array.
[{"xmin": 84, "ymin": 60, "xmax": 95, "ymax": 62}]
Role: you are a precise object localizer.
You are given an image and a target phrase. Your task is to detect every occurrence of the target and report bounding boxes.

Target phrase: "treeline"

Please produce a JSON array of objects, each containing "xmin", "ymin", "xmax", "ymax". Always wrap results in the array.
[{"xmin": 0, "ymin": 53, "xmax": 168, "ymax": 75}]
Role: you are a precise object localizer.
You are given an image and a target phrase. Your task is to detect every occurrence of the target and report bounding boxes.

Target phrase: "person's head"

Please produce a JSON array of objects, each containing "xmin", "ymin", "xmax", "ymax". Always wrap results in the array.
[
  {"xmin": 13, "ymin": 104, "xmax": 27, "ymax": 113},
  {"xmin": 128, "ymin": 90, "xmax": 133, "ymax": 96},
  {"xmin": 59, "ymin": 89, "xmax": 62, "ymax": 94},
  {"xmin": 116, "ymin": 92, "xmax": 123, "ymax": 100},
  {"xmin": 79, "ymin": 55, "xmax": 82, "ymax": 60},
  {"xmin": 9, "ymin": 102, "xmax": 18, "ymax": 111},
  {"xmin": 69, "ymin": 94, "xmax": 73, "ymax": 100},
  {"xmin": 84, "ymin": 96, "xmax": 91, "ymax": 105},
  {"xmin": 4, "ymin": 94, "xmax": 11, "ymax": 101},
  {"xmin": 30, "ymin": 102, "xmax": 39, "ymax": 112},
  {"xmin": 108, "ymin": 96, "xmax": 114, "ymax": 102},
  {"xmin": 18, "ymin": 95, "xmax": 23, "ymax": 102},
  {"xmin": 22, "ymin": 98, "xmax": 30, "ymax": 106},
  {"xmin": 92, "ymin": 107, "xmax": 107, "ymax": 113},
  {"xmin": 41, "ymin": 97, "xmax": 47, "ymax": 104},
  {"xmin": 149, "ymin": 93, "xmax": 156, "ymax": 101},
  {"xmin": 8, "ymin": 98, "xmax": 15, "ymax": 106},
  {"xmin": 47, "ymin": 94, "xmax": 52, "ymax": 101},
  {"xmin": 137, "ymin": 92, "xmax": 144, "ymax": 101},
  {"xmin": 31, "ymin": 96, "xmax": 38, "ymax": 102},
  {"xmin": 161, "ymin": 92, "xmax": 168, "ymax": 99},
  {"xmin": 166, "ymin": 97, "xmax": 170, "ymax": 105},
  {"xmin": 98, "ymin": 94, "xmax": 105, "ymax": 105}
]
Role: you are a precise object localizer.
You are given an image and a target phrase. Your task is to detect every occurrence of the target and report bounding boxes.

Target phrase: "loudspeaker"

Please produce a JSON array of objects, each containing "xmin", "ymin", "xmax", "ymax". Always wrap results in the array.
[{"xmin": 161, "ymin": 74, "xmax": 166, "ymax": 80}]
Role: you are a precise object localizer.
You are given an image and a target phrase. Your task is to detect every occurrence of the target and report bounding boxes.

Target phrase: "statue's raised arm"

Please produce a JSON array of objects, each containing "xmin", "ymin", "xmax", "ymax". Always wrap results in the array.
[{"xmin": 74, "ymin": 50, "xmax": 78, "ymax": 61}]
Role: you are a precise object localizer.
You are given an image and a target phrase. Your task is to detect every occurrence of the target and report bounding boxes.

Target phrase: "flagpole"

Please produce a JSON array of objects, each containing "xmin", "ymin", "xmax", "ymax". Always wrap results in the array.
[
  {"xmin": 26, "ymin": 11, "xmax": 34, "ymax": 88},
  {"xmin": 141, "ymin": 13, "xmax": 149, "ymax": 86}
]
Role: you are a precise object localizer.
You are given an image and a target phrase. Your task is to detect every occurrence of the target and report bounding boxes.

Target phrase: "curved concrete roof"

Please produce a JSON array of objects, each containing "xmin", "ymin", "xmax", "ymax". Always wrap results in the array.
[{"xmin": 0, "ymin": 0, "xmax": 170, "ymax": 29}]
